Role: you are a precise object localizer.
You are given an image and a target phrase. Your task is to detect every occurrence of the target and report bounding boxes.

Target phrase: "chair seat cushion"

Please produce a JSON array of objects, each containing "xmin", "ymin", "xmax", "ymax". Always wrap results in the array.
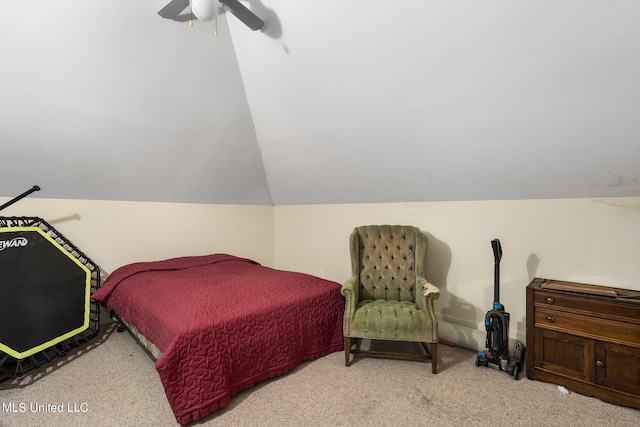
[{"xmin": 349, "ymin": 299, "xmax": 432, "ymax": 342}]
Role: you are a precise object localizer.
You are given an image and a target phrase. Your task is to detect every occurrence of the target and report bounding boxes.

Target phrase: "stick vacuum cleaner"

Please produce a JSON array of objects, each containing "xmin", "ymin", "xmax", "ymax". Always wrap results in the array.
[{"xmin": 475, "ymin": 238, "xmax": 525, "ymax": 379}]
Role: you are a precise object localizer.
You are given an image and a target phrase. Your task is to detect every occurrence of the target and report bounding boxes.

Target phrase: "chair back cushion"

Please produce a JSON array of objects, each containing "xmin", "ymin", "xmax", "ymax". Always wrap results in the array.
[{"xmin": 351, "ymin": 225, "xmax": 427, "ymax": 302}]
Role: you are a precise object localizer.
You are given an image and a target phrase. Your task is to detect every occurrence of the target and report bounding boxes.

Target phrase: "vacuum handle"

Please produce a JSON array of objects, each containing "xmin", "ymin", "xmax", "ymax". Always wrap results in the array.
[
  {"xmin": 0, "ymin": 185, "xmax": 41, "ymax": 212},
  {"xmin": 491, "ymin": 238, "xmax": 502, "ymax": 265},
  {"xmin": 491, "ymin": 238, "xmax": 502, "ymax": 304}
]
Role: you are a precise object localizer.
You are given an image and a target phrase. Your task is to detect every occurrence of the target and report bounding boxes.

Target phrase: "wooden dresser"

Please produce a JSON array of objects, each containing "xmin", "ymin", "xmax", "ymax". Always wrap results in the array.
[{"xmin": 526, "ymin": 278, "xmax": 640, "ymax": 409}]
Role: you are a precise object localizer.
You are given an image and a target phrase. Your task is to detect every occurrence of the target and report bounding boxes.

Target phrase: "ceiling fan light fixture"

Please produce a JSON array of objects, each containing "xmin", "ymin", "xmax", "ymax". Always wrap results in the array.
[{"xmin": 191, "ymin": 0, "xmax": 219, "ymax": 22}]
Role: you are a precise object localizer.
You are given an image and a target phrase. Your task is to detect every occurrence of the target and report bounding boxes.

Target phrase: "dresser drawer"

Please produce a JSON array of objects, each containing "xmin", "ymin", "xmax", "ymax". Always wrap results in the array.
[
  {"xmin": 535, "ymin": 308, "xmax": 640, "ymax": 346},
  {"xmin": 535, "ymin": 291, "xmax": 640, "ymax": 321}
]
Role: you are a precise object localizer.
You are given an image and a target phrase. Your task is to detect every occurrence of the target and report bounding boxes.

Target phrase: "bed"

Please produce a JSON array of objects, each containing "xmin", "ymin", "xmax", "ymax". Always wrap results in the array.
[{"xmin": 91, "ymin": 254, "xmax": 344, "ymax": 425}]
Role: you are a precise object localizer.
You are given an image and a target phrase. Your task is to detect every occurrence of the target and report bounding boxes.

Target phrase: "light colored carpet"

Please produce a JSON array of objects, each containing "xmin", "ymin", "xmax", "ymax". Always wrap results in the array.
[{"xmin": 1, "ymin": 324, "xmax": 639, "ymax": 427}]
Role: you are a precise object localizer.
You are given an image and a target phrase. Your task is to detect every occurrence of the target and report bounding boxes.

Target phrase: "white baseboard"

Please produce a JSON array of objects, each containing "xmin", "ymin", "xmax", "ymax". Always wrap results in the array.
[
  {"xmin": 439, "ymin": 320, "xmax": 525, "ymax": 352},
  {"xmin": 438, "ymin": 320, "xmax": 485, "ymax": 351}
]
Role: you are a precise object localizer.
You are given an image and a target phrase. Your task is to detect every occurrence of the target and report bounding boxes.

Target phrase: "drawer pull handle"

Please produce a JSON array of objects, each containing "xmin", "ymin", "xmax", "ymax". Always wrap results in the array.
[
  {"xmin": 596, "ymin": 360, "xmax": 605, "ymax": 368},
  {"xmin": 546, "ymin": 297, "xmax": 555, "ymax": 304},
  {"xmin": 546, "ymin": 316, "xmax": 555, "ymax": 323}
]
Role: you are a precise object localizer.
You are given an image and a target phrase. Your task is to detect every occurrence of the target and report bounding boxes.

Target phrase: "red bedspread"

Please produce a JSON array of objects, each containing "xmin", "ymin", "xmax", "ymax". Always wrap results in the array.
[{"xmin": 91, "ymin": 254, "xmax": 344, "ymax": 425}]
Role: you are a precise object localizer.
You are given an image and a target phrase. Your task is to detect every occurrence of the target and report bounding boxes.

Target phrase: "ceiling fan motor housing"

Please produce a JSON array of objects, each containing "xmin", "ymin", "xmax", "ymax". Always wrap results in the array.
[{"xmin": 192, "ymin": 0, "xmax": 219, "ymax": 22}]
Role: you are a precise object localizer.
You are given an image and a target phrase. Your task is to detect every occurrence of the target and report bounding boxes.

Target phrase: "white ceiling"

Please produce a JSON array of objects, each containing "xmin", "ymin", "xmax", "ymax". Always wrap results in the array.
[{"xmin": 2, "ymin": 1, "xmax": 639, "ymax": 205}]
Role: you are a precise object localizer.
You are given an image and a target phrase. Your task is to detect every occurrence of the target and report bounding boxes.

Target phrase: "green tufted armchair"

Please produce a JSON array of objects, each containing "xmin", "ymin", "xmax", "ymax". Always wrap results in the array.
[{"xmin": 341, "ymin": 225, "xmax": 440, "ymax": 373}]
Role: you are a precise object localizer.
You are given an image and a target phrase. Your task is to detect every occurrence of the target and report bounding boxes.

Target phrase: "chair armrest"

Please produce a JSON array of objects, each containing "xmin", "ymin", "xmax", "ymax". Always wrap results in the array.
[
  {"xmin": 416, "ymin": 277, "xmax": 440, "ymax": 305},
  {"xmin": 341, "ymin": 276, "xmax": 360, "ymax": 336},
  {"xmin": 341, "ymin": 276, "xmax": 360, "ymax": 317},
  {"xmin": 416, "ymin": 278, "xmax": 440, "ymax": 340},
  {"xmin": 423, "ymin": 282, "xmax": 441, "ymax": 299}
]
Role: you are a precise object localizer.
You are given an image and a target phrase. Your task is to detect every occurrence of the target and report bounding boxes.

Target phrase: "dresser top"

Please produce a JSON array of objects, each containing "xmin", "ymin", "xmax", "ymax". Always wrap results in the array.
[{"xmin": 529, "ymin": 278, "xmax": 640, "ymax": 302}]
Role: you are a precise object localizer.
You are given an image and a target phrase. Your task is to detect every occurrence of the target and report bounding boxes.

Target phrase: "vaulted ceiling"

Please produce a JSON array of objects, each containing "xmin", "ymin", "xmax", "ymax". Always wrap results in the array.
[{"xmin": 2, "ymin": 1, "xmax": 639, "ymax": 205}]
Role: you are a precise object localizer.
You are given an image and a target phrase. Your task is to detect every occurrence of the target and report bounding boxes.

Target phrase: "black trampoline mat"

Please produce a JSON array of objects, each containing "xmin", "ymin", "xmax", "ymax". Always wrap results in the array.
[{"xmin": 0, "ymin": 226, "xmax": 90, "ymax": 359}]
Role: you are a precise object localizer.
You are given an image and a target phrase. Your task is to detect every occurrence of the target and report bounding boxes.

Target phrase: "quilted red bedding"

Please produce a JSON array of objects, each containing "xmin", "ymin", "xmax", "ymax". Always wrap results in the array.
[{"xmin": 91, "ymin": 254, "xmax": 343, "ymax": 425}]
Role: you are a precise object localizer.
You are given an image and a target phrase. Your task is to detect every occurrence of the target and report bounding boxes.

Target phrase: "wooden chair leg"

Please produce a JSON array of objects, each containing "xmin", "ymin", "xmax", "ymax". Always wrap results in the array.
[
  {"xmin": 344, "ymin": 336, "xmax": 351, "ymax": 366},
  {"xmin": 431, "ymin": 341, "xmax": 438, "ymax": 374}
]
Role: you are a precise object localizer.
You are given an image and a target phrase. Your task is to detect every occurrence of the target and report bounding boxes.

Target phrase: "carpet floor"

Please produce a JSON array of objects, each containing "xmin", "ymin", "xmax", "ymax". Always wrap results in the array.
[{"xmin": 1, "ymin": 324, "xmax": 639, "ymax": 427}]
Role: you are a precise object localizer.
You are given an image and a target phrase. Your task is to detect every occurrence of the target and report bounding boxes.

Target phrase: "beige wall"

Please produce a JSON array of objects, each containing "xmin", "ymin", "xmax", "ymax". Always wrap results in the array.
[
  {"xmin": 274, "ymin": 198, "xmax": 640, "ymax": 347},
  {"xmin": 0, "ymin": 198, "xmax": 275, "ymax": 275},
  {"xmin": 3, "ymin": 196, "xmax": 639, "ymax": 349}
]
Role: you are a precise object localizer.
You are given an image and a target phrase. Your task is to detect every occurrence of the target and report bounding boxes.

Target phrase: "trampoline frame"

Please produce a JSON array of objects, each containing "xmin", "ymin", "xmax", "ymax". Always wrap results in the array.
[{"xmin": 0, "ymin": 216, "xmax": 101, "ymax": 382}]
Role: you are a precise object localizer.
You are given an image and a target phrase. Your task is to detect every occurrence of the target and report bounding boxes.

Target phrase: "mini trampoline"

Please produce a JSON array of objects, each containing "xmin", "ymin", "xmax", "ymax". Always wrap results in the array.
[{"xmin": 0, "ymin": 187, "xmax": 101, "ymax": 382}]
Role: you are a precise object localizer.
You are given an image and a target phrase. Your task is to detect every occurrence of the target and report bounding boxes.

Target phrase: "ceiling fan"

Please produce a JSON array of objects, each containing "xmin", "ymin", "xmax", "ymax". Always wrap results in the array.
[{"xmin": 158, "ymin": 0, "xmax": 264, "ymax": 31}]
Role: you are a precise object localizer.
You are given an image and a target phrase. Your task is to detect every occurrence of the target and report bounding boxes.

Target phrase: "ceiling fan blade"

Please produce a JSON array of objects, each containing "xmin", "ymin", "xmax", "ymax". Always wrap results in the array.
[
  {"xmin": 158, "ymin": 0, "xmax": 191, "ymax": 20},
  {"xmin": 219, "ymin": 0, "xmax": 264, "ymax": 31}
]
